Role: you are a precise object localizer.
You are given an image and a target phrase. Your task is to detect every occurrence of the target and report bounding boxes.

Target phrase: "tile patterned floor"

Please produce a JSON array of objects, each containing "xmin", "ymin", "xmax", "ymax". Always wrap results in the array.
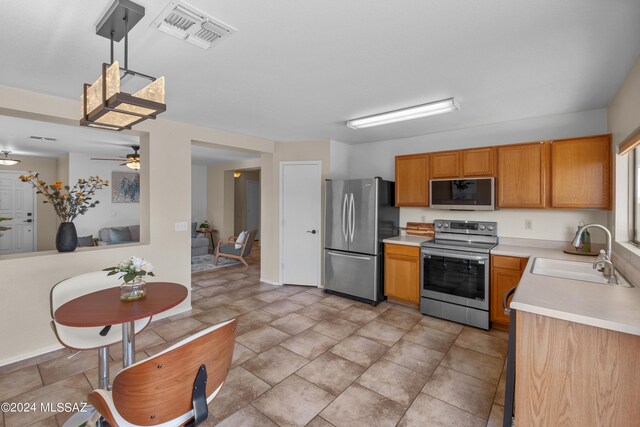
[{"xmin": 0, "ymin": 252, "xmax": 508, "ymax": 426}]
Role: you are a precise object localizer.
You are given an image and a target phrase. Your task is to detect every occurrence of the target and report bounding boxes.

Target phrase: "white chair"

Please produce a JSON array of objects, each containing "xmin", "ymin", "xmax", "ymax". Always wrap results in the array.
[
  {"xmin": 50, "ymin": 271, "xmax": 152, "ymax": 390},
  {"xmin": 88, "ymin": 319, "xmax": 237, "ymax": 427}
]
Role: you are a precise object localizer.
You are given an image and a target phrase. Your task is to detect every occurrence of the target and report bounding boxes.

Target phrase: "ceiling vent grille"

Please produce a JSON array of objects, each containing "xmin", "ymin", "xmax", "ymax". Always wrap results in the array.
[{"xmin": 151, "ymin": 1, "xmax": 236, "ymax": 50}]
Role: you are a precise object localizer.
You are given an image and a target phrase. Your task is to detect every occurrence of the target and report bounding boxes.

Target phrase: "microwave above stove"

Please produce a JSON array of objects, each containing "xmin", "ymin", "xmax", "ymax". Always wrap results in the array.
[{"xmin": 429, "ymin": 177, "xmax": 495, "ymax": 211}]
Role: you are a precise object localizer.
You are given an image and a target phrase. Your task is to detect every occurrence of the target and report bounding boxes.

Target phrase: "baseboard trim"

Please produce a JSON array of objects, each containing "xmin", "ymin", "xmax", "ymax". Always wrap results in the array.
[
  {"xmin": 260, "ymin": 278, "xmax": 282, "ymax": 286},
  {"xmin": 0, "ymin": 343, "xmax": 64, "ymax": 370}
]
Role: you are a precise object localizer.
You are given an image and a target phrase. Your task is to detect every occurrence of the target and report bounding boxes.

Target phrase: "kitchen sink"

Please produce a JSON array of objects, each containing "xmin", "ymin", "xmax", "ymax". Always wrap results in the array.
[{"xmin": 531, "ymin": 257, "xmax": 632, "ymax": 287}]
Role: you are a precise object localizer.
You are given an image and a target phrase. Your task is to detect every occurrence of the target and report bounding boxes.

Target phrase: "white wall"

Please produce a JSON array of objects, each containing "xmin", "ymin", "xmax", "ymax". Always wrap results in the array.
[
  {"xmin": 331, "ymin": 109, "xmax": 610, "ymax": 242},
  {"xmin": 68, "ymin": 152, "xmax": 140, "ymax": 238},
  {"xmin": 191, "ymin": 164, "xmax": 208, "ymax": 224}
]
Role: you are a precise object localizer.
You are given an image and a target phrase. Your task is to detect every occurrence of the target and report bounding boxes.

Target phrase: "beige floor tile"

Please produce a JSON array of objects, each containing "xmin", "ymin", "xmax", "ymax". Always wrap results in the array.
[
  {"xmin": 423, "ymin": 366, "xmax": 496, "ymax": 419},
  {"xmin": 195, "ymin": 306, "xmax": 241, "ymax": 325},
  {"xmin": 440, "ymin": 345, "xmax": 503, "ymax": 384},
  {"xmin": 4, "ymin": 375, "xmax": 92, "ymax": 427},
  {"xmin": 196, "ymin": 278, "xmax": 230, "ymax": 287},
  {"xmin": 269, "ymin": 312, "xmax": 318, "ymax": 335},
  {"xmin": 357, "ymin": 359, "xmax": 428, "ymax": 407},
  {"xmin": 209, "ymin": 367, "xmax": 270, "ymax": 421},
  {"xmin": 398, "ymin": 393, "xmax": 486, "ymax": 427},
  {"xmin": 463, "ymin": 325, "xmax": 509, "ymax": 341},
  {"xmin": 355, "ymin": 320, "xmax": 406, "ymax": 347},
  {"xmin": 495, "ymin": 365, "xmax": 507, "ymax": 405},
  {"xmin": 84, "ymin": 351, "xmax": 147, "ymax": 389},
  {"xmin": 236, "ymin": 325, "xmax": 291, "ymax": 353},
  {"xmin": 38, "ymin": 350, "xmax": 99, "ymax": 386},
  {"xmin": 306, "ymin": 416, "xmax": 335, "ymax": 427},
  {"xmin": 231, "ymin": 343, "xmax": 257, "ymax": 367},
  {"xmin": 151, "ymin": 317, "xmax": 204, "ymax": 341},
  {"xmin": 226, "ymin": 297, "xmax": 268, "ymax": 314},
  {"xmin": 261, "ymin": 299, "xmax": 305, "ymax": 317},
  {"xmin": 22, "ymin": 417, "xmax": 58, "ymax": 427},
  {"xmin": 302, "ymin": 287, "xmax": 327, "ymax": 296},
  {"xmin": 383, "ymin": 339, "xmax": 445, "ymax": 376},
  {"xmin": 419, "ymin": 315, "xmax": 464, "ymax": 336},
  {"xmin": 454, "ymin": 330, "xmax": 508, "ymax": 359},
  {"xmin": 336, "ymin": 306, "xmax": 379, "ymax": 325},
  {"xmin": 236, "ymin": 309, "xmax": 279, "ymax": 330},
  {"xmin": 196, "ymin": 286, "xmax": 232, "ymax": 298},
  {"xmin": 0, "ymin": 349, "xmax": 70, "ymax": 376},
  {"xmin": 287, "ymin": 292, "xmax": 324, "ymax": 306},
  {"xmin": 216, "ymin": 404, "xmax": 277, "ymax": 427},
  {"xmin": 403, "ymin": 324, "xmax": 457, "ymax": 353},
  {"xmin": 312, "ymin": 318, "xmax": 360, "ymax": 341},
  {"xmin": 0, "ymin": 365, "xmax": 43, "ymax": 402},
  {"xmin": 224, "ymin": 272, "xmax": 249, "ymax": 281},
  {"xmin": 281, "ymin": 330, "xmax": 338, "ymax": 360},
  {"xmin": 198, "ymin": 294, "xmax": 236, "ymax": 308},
  {"xmin": 108, "ymin": 329, "xmax": 165, "ymax": 360},
  {"xmin": 253, "ymin": 290, "xmax": 289, "ymax": 303},
  {"xmin": 297, "ymin": 304, "xmax": 341, "ymax": 321},
  {"xmin": 330, "ymin": 335, "xmax": 388, "ymax": 368},
  {"xmin": 487, "ymin": 403, "xmax": 505, "ymax": 427},
  {"xmin": 319, "ymin": 295, "xmax": 355, "ymax": 310},
  {"xmin": 252, "ymin": 375, "xmax": 334, "ymax": 427},
  {"xmin": 278, "ymin": 285, "xmax": 309, "ymax": 295},
  {"xmin": 320, "ymin": 383, "xmax": 405, "ymax": 427},
  {"xmin": 377, "ymin": 309, "xmax": 423, "ymax": 330},
  {"xmin": 242, "ymin": 346, "xmax": 309, "ymax": 386},
  {"xmin": 297, "ymin": 352, "xmax": 366, "ymax": 396}
]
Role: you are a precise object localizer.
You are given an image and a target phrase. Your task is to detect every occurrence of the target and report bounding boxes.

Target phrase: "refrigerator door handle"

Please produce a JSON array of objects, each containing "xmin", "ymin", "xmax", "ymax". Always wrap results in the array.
[
  {"xmin": 326, "ymin": 250, "xmax": 371, "ymax": 261},
  {"xmin": 342, "ymin": 193, "xmax": 348, "ymax": 242},
  {"xmin": 349, "ymin": 193, "xmax": 355, "ymax": 242}
]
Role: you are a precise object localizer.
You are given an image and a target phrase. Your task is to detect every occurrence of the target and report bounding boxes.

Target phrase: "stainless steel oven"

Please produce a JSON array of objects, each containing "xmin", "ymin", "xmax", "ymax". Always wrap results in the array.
[{"xmin": 420, "ymin": 220, "xmax": 497, "ymax": 330}]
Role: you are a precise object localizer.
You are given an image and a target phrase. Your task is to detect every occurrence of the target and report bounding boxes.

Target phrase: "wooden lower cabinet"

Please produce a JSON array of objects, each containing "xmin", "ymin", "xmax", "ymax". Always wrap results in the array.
[
  {"xmin": 490, "ymin": 255, "xmax": 528, "ymax": 327},
  {"xmin": 384, "ymin": 243, "xmax": 421, "ymax": 305}
]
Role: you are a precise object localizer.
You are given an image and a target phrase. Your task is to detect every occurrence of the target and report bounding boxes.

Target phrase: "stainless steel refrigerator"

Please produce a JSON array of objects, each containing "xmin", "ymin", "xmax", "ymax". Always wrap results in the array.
[{"xmin": 324, "ymin": 178, "xmax": 399, "ymax": 304}]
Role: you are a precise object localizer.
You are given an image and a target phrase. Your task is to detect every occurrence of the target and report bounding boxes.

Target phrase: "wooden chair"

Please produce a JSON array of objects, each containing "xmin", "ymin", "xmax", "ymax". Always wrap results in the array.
[
  {"xmin": 214, "ymin": 229, "xmax": 257, "ymax": 267},
  {"xmin": 88, "ymin": 319, "xmax": 237, "ymax": 427}
]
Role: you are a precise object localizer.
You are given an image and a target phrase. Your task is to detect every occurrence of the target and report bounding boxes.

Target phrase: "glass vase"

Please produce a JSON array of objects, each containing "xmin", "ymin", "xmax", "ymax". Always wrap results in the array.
[{"xmin": 120, "ymin": 277, "xmax": 147, "ymax": 301}]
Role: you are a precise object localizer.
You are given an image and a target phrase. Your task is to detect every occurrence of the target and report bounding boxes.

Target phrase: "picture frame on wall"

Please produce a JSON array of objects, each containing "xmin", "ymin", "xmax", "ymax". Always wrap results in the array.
[{"xmin": 111, "ymin": 171, "xmax": 140, "ymax": 203}]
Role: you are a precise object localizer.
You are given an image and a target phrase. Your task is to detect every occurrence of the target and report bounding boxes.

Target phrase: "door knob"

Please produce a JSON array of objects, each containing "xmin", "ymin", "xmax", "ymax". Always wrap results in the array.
[{"xmin": 306, "ymin": 230, "xmax": 317, "ymax": 234}]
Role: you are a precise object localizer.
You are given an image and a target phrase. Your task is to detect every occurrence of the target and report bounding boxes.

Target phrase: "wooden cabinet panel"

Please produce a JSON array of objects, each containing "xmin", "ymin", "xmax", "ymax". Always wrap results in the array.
[
  {"xmin": 430, "ymin": 151, "xmax": 460, "ymax": 179},
  {"xmin": 490, "ymin": 255, "xmax": 527, "ymax": 327},
  {"xmin": 395, "ymin": 154, "xmax": 430, "ymax": 206},
  {"xmin": 550, "ymin": 134, "xmax": 611, "ymax": 209},
  {"xmin": 461, "ymin": 147, "xmax": 496, "ymax": 177},
  {"xmin": 384, "ymin": 244, "xmax": 420, "ymax": 304},
  {"xmin": 497, "ymin": 142, "xmax": 549, "ymax": 208}
]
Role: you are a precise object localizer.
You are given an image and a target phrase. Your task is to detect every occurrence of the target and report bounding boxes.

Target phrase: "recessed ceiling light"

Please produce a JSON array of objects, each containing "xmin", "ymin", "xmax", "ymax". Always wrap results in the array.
[{"xmin": 347, "ymin": 98, "xmax": 459, "ymax": 129}]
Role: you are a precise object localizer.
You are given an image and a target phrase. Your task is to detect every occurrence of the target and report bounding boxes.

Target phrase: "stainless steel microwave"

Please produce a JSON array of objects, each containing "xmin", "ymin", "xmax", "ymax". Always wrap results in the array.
[{"xmin": 429, "ymin": 177, "xmax": 495, "ymax": 210}]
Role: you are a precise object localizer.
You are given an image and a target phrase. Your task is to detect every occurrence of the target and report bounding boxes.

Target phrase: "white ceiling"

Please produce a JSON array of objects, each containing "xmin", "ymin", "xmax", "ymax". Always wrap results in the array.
[
  {"xmin": 0, "ymin": 1, "xmax": 639, "ymax": 144},
  {"xmin": 191, "ymin": 144, "xmax": 260, "ymax": 166},
  {"xmin": 0, "ymin": 115, "xmax": 138, "ymax": 158}
]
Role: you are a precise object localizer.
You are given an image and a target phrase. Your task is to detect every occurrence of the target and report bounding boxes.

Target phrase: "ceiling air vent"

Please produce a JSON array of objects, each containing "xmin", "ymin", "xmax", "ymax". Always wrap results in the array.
[{"xmin": 151, "ymin": 1, "xmax": 236, "ymax": 50}]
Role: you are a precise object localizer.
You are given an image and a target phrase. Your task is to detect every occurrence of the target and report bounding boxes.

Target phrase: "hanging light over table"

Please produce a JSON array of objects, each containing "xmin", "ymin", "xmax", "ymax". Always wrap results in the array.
[{"xmin": 80, "ymin": 0, "xmax": 166, "ymax": 131}]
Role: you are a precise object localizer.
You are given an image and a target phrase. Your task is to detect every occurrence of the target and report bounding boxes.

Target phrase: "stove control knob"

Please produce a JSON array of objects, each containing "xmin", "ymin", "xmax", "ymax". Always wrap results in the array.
[
  {"xmin": 444, "ymin": 223, "xmax": 450, "ymax": 228},
  {"xmin": 436, "ymin": 222, "xmax": 442, "ymax": 228},
  {"xmin": 487, "ymin": 225, "xmax": 495, "ymax": 231},
  {"xmin": 479, "ymin": 224, "xmax": 486, "ymax": 230}
]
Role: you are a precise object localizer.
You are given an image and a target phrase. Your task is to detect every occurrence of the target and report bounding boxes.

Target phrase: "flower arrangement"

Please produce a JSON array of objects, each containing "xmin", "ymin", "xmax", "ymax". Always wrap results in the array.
[
  {"xmin": 18, "ymin": 172, "xmax": 108, "ymax": 223},
  {"xmin": 0, "ymin": 217, "xmax": 11, "ymax": 237},
  {"xmin": 199, "ymin": 220, "xmax": 210, "ymax": 230},
  {"xmin": 104, "ymin": 256, "xmax": 155, "ymax": 283}
]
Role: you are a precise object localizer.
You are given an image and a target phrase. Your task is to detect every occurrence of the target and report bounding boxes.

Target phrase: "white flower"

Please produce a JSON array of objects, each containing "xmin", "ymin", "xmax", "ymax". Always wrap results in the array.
[
  {"xmin": 130, "ymin": 256, "xmax": 144, "ymax": 272},
  {"xmin": 141, "ymin": 261, "xmax": 154, "ymax": 273}
]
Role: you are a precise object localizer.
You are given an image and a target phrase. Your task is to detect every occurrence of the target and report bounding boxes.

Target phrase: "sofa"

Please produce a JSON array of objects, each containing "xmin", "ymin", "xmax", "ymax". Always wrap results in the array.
[
  {"xmin": 191, "ymin": 222, "xmax": 210, "ymax": 257},
  {"xmin": 98, "ymin": 225, "xmax": 140, "ymax": 246}
]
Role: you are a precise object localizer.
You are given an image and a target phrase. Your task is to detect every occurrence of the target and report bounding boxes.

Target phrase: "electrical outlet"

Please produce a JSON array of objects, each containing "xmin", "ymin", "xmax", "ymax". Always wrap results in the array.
[
  {"xmin": 525, "ymin": 219, "xmax": 533, "ymax": 230},
  {"xmin": 175, "ymin": 221, "xmax": 188, "ymax": 232}
]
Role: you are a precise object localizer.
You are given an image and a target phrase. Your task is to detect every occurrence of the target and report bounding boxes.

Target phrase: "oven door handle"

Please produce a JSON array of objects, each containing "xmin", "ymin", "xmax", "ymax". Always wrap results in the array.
[
  {"xmin": 503, "ymin": 287, "xmax": 517, "ymax": 315},
  {"xmin": 422, "ymin": 250, "xmax": 488, "ymax": 262}
]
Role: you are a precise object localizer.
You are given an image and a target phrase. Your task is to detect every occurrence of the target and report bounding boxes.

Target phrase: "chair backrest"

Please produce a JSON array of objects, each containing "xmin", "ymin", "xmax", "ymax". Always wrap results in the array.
[
  {"xmin": 51, "ymin": 271, "xmax": 123, "ymax": 315},
  {"xmin": 242, "ymin": 229, "xmax": 258, "ymax": 256},
  {"xmin": 105, "ymin": 319, "xmax": 236, "ymax": 426}
]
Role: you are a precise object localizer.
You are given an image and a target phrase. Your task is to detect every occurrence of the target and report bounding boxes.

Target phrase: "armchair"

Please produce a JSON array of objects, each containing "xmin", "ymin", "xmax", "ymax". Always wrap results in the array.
[{"xmin": 214, "ymin": 229, "xmax": 257, "ymax": 267}]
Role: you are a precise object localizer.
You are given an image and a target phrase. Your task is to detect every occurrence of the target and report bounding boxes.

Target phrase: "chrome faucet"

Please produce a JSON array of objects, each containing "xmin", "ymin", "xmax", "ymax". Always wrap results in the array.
[{"xmin": 571, "ymin": 224, "xmax": 619, "ymax": 285}]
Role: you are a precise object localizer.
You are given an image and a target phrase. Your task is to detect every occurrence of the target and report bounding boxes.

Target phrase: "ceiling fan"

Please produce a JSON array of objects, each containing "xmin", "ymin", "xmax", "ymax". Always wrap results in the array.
[{"xmin": 91, "ymin": 145, "xmax": 141, "ymax": 170}]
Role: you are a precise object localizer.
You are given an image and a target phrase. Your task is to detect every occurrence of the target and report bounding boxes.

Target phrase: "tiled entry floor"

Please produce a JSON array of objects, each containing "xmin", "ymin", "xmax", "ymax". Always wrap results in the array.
[{"xmin": 0, "ymin": 254, "xmax": 508, "ymax": 426}]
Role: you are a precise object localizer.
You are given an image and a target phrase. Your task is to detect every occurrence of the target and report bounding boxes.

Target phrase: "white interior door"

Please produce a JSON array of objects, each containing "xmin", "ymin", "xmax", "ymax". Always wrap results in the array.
[
  {"xmin": 246, "ymin": 180, "xmax": 260, "ymax": 240},
  {"xmin": 0, "ymin": 172, "xmax": 35, "ymax": 255},
  {"xmin": 280, "ymin": 161, "xmax": 321, "ymax": 286}
]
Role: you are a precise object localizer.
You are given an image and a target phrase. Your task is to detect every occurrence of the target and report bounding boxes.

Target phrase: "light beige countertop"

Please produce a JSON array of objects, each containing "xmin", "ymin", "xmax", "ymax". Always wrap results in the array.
[
  {"xmin": 383, "ymin": 236, "xmax": 431, "ymax": 247},
  {"xmin": 494, "ymin": 242, "xmax": 640, "ymax": 336}
]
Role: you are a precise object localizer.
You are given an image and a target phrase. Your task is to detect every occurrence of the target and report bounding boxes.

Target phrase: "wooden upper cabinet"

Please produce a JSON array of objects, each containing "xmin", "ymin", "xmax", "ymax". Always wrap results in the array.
[
  {"xmin": 497, "ymin": 142, "xmax": 549, "ymax": 208},
  {"xmin": 461, "ymin": 147, "xmax": 496, "ymax": 177},
  {"xmin": 550, "ymin": 134, "xmax": 611, "ymax": 209},
  {"xmin": 395, "ymin": 154, "xmax": 430, "ymax": 206},
  {"xmin": 430, "ymin": 151, "xmax": 460, "ymax": 179}
]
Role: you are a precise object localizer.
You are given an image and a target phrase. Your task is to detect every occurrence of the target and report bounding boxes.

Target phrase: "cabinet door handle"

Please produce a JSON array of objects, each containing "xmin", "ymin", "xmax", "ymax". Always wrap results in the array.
[{"xmin": 503, "ymin": 287, "xmax": 517, "ymax": 315}]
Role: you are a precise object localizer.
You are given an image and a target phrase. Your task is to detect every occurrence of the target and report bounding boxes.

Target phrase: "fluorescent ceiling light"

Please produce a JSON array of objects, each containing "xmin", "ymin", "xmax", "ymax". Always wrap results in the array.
[{"xmin": 347, "ymin": 98, "xmax": 459, "ymax": 129}]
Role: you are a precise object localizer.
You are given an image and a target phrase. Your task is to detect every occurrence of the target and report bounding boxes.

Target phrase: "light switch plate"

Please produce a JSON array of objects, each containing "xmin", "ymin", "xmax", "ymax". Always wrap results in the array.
[
  {"xmin": 175, "ymin": 221, "xmax": 188, "ymax": 232},
  {"xmin": 525, "ymin": 219, "xmax": 533, "ymax": 230}
]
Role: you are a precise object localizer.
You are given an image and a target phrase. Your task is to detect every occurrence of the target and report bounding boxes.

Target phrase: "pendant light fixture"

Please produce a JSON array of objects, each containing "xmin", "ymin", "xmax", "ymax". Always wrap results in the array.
[
  {"xmin": 80, "ymin": 0, "xmax": 166, "ymax": 131},
  {"xmin": 0, "ymin": 151, "xmax": 20, "ymax": 166}
]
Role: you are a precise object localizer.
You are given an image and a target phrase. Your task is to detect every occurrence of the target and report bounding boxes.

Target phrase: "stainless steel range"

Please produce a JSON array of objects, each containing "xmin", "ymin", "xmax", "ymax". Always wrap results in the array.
[{"xmin": 420, "ymin": 219, "xmax": 498, "ymax": 330}]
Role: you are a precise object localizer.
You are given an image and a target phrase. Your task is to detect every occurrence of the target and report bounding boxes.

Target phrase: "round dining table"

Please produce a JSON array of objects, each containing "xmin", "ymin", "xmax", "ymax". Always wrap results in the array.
[{"xmin": 54, "ymin": 282, "xmax": 188, "ymax": 375}]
